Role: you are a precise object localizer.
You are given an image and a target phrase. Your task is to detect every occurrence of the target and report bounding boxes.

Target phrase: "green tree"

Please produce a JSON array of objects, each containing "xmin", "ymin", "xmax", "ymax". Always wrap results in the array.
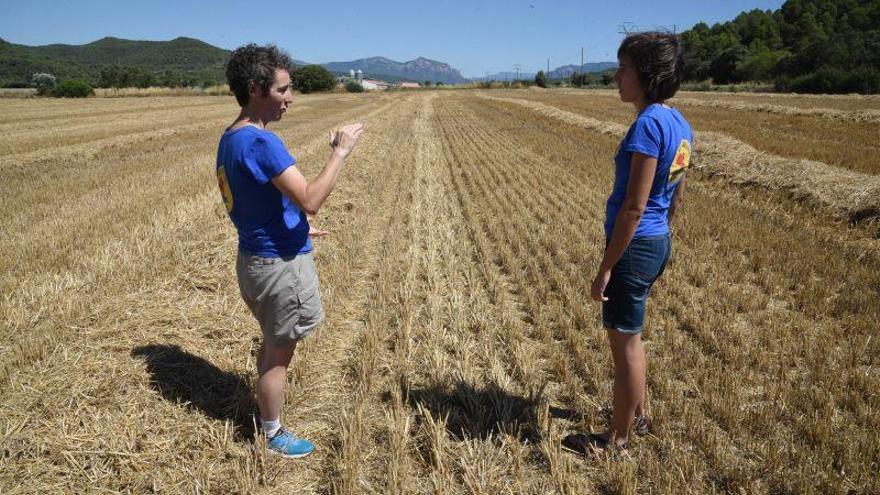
[
  {"xmin": 31, "ymin": 72, "xmax": 56, "ymax": 95},
  {"xmin": 423, "ymin": 80, "xmax": 432, "ymax": 87},
  {"xmin": 290, "ymin": 65, "xmax": 336, "ymax": 94},
  {"xmin": 681, "ymin": 22, "xmax": 713, "ymax": 80},
  {"xmin": 734, "ymin": 9, "xmax": 783, "ymax": 51},
  {"xmin": 678, "ymin": 0, "xmax": 880, "ymax": 93},
  {"xmin": 709, "ymin": 45, "xmax": 748, "ymax": 84},
  {"xmin": 737, "ymin": 49, "xmax": 788, "ymax": 81},
  {"xmin": 534, "ymin": 70, "xmax": 547, "ymax": 88},
  {"xmin": 160, "ymin": 69, "xmax": 185, "ymax": 88},
  {"xmin": 51, "ymin": 79, "xmax": 94, "ymax": 97},
  {"xmin": 98, "ymin": 65, "xmax": 156, "ymax": 88},
  {"xmin": 345, "ymin": 80, "xmax": 364, "ymax": 93}
]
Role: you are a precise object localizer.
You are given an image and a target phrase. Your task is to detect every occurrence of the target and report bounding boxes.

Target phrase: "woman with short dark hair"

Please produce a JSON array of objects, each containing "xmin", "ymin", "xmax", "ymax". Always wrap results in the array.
[
  {"xmin": 217, "ymin": 43, "xmax": 363, "ymax": 459},
  {"xmin": 564, "ymin": 31, "xmax": 692, "ymax": 456}
]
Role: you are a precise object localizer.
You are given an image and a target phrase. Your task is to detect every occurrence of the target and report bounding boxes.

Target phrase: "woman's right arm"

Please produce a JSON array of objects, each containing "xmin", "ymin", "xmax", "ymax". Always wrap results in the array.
[{"xmin": 271, "ymin": 123, "xmax": 363, "ymax": 215}]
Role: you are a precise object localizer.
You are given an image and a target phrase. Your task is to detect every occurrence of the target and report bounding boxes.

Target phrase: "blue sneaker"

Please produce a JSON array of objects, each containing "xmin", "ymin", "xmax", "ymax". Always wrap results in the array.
[{"xmin": 266, "ymin": 427, "xmax": 314, "ymax": 459}]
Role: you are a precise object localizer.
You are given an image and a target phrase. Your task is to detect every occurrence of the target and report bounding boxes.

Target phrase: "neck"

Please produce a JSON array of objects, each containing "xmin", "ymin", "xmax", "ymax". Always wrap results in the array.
[
  {"xmin": 235, "ymin": 107, "xmax": 268, "ymax": 129},
  {"xmin": 633, "ymin": 98, "xmax": 650, "ymax": 114}
]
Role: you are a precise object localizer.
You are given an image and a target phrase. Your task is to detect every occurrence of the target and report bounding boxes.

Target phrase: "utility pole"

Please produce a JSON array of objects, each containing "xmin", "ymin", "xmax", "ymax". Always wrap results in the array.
[
  {"xmin": 581, "ymin": 47, "xmax": 584, "ymax": 72},
  {"xmin": 514, "ymin": 64, "xmax": 521, "ymax": 81},
  {"xmin": 547, "ymin": 58, "xmax": 549, "ymax": 74}
]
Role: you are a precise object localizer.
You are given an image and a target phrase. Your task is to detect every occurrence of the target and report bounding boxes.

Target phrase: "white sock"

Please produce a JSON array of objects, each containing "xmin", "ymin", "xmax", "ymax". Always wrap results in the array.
[{"xmin": 261, "ymin": 417, "xmax": 281, "ymax": 438}]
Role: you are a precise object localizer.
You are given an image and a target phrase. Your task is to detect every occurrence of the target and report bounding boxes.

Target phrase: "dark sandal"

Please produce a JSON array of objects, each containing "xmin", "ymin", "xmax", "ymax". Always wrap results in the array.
[{"xmin": 634, "ymin": 415, "xmax": 651, "ymax": 436}]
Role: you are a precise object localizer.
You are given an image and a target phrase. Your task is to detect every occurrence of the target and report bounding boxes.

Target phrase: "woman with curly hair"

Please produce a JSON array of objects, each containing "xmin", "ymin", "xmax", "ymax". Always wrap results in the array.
[{"xmin": 217, "ymin": 44, "xmax": 363, "ymax": 458}]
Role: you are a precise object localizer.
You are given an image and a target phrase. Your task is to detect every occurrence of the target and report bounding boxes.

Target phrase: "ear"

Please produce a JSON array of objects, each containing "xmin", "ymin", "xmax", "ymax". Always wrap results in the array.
[{"xmin": 248, "ymin": 80, "xmax": 260, "ymax": 97}]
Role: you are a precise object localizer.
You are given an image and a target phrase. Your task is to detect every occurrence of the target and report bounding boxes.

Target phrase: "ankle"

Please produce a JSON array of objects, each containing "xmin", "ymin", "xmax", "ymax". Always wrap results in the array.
[
  {"xmin": 261, "ymin": 417, "xmax": 282, "ymax": 438},
  {"xmin": 601, "ymin": 429, "xmax": 629, "ymax": 447}
]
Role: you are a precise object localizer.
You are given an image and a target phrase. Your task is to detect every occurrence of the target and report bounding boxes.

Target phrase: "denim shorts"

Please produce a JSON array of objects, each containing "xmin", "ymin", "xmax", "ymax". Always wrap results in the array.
[{"xmin": 602, "ymin": 233, "xmax": 671, "ymax": 334}]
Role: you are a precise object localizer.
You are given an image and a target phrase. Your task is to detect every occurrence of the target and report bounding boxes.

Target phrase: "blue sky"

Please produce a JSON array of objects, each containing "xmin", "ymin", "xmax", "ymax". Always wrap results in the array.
[{"xmin": 1, "ymin": 0, "xmax": 784, "ymax": 78}]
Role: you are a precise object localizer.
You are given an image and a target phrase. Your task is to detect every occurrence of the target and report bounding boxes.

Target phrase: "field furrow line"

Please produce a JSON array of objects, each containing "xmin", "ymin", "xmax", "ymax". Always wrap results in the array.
[
  {"xmin": 478, "ymin": 93, "xmax": 880, "ymax": 224},
  {"xmin": 0, "ymin": 97, "xmax": 385, "ymax": 171},
  {"xmin": 549, "ymin": 87, "xmax": 880, "ymax": 122},
  {"xmin": 436, "ymin": 92, "xmax": 867, "ymax": 492},
  {"xmin": 0, "ymin": 105, "xmax": 235, "ymax": 155},
  {"xmin": 0, "ymin": 94, "xmax": 422, "ymax": 493},
  {"xmin": 2, "ymin": 89, "xmax": 878, "ymax": 494},
  {"xmin": 671, "ymin": 96, "xmax": 880, "ymax": 123},
  {"xmin": 436, "ymin": 99, "xmax": 595, "ymax": 362},
  {"xmin": 0, "ymin": 94, "xmax": 402, "ymax": 388},
  {"xmin": 0, "ymin": 96, "xmax": 392, "ymax": 285},
  {"xmin": 444, "ymin": 103, "xmax": 750, "ymax": 489},
  {"xmin": 0, "ymin": 93, "xmax": 347, "ymax": 126},
  {"xmin": 435, "ymin": 96, "xmax": 615, "ymax": 492},
  {"xmin": 550, "ymin": 86, "xmax": 880, "ymax": 113},
  {"xmin": 393, "ymin": 93, "xmax": 580, "ymax": 494}
]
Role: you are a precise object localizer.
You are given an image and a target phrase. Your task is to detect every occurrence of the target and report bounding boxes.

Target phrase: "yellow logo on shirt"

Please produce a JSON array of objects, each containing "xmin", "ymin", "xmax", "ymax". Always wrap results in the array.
[
  {"xmin": 217, "ymin": 165, "xmax": 233, "ymax": 213},
  {"xmin": 669, "ymin": 139, "xmax": 690, "ymax": 184}
]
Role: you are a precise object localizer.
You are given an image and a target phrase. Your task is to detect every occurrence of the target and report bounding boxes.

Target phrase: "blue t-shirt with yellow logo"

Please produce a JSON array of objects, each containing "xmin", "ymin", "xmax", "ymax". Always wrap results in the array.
[
  {"xmin": 216, "ymin": 126, "xmax": 312, "ymax": 257},
  {"xmin": 604, "ymin": 104, "xmax": 692, "ymax": 239}
]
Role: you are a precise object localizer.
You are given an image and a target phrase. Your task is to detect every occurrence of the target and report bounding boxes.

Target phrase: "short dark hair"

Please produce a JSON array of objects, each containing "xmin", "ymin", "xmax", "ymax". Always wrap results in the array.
[
  {"xmin": 617, "ymin": 32, "xmax": 683, "ymax": 103},
  {"xmin": 226, "ymin": 44, "xmax": 293, "ymax": 107}
]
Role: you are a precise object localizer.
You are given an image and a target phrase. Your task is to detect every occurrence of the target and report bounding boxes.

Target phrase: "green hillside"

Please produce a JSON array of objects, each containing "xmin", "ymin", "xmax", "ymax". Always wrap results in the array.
[
  {"xmin": 0, "ymin": 36, "xmax": 229, "ymax": 87},
  {"xmin": 680, "ymin": 0, "xmax": 880, "ymax": 93}
]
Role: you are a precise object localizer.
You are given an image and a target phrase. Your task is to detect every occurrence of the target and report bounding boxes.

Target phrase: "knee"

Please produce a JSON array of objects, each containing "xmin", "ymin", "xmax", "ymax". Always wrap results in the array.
[{"xmin": 259, "ymin": 340, "xmax": 297, "ymax": 372}]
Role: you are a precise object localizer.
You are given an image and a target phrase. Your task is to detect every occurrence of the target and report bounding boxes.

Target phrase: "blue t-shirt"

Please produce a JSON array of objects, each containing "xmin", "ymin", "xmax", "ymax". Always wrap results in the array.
[
  {"xmin": 604, "ymin": 104, "xmax": 692, "ymax": 239},
  {"xmin": 216, "ymin": 126, "xmax": 312, "ymax": 257}
]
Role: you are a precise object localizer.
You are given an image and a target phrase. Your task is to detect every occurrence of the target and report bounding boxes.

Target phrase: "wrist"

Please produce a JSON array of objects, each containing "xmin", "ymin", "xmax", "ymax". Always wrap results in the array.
[{"xmin": 331, "ymin": 148, "xmax": 348, "ymax": 160}]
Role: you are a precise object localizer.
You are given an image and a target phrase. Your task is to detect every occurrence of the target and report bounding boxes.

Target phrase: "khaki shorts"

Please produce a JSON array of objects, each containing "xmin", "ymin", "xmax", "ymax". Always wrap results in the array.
[{"xmin": 236, "ymin": 251, "xmax": 324, "ymax": 344}]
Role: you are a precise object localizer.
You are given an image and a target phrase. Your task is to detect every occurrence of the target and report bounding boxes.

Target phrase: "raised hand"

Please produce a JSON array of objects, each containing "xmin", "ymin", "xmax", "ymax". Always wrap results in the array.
[{"xmin": 330, "ymin": 123, "xmax": 364, "ymax": 157}]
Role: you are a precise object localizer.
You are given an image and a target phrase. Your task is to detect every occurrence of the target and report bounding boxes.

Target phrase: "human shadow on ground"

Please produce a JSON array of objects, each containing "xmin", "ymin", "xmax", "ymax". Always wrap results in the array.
[
  {"xmin": 547, "ymin": 405, "xmax": 585, "ymax": 422},
  {"xmin": 131, "ymin": 344, "xmax": 256, "ymax": 441},
  {"xmin": 399, "ymin": 379, "xmax": 545, "ymax": 443}
]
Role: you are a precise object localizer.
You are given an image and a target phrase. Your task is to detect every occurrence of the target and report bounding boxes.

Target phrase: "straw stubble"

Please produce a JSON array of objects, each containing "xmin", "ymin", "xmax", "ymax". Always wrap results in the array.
[{"xmin": 1, "ymin": 89, "xmax": 877, "ymax": 494}]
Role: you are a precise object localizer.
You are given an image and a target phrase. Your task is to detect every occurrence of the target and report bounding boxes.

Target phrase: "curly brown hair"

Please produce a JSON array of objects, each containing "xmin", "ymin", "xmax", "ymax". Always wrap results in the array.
[
  {"xmin": 225, "ymin": 44, "xmax": 293, "ymax": 107},
  {"xmin": 617, "ymin": 32, "xmax": 684, "ymax": 103}
]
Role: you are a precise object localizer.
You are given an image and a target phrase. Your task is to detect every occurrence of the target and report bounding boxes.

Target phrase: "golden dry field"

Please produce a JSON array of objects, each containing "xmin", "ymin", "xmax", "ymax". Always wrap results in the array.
[{"xmin": 1, "ymin": 89, "xmax": 878, "ymax": 494}]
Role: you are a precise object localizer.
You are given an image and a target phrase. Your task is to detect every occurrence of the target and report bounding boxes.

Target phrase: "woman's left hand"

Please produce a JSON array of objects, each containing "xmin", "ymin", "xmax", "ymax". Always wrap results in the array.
[
  {"xmin": 309, "ymin": 226, "xmax": 329, "ymax": 238},
  {"xmin": 591, "ymin": 269, "xmax": 611, "ymax": 302}
]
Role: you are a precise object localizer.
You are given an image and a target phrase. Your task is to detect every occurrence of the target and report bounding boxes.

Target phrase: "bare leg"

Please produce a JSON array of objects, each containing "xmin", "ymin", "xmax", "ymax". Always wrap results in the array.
[
  {"xmin": 256, "ymin": 340, "xmax": 297, "ymax": 426},
  {"xmin": 602, "ymin": 329, "xmax": 646, "ymax": 446}
]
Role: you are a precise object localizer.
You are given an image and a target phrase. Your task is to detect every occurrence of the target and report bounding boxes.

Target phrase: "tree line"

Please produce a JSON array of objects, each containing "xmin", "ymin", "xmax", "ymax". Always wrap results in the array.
[
  {"xmin": 96, "ymin": 65, "xmax": 215, "ymax": 88},
  {"xmin": 27, "ymin": 63, "xmax": 343, "ymax": 97},
  {"xmin": 679, "ymin": 0, "xmax": 880, "ymax": 93}
]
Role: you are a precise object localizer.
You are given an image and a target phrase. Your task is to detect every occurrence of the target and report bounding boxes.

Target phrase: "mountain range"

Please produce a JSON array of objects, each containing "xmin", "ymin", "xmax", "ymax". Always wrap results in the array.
[
  {"xmin": 479, "ymin": 62, "xmax": 617, "ymax": 82},
  {"xmin": 0, "ymin": 36, "xmax": 616, "ymax": 87},
  {"xmin": 322, "ymin": 56, "xmax": 467, "ymax": 84},
  {"xmin": 0, "ymin": 36, "xmax": 469, "ymax": 86}
]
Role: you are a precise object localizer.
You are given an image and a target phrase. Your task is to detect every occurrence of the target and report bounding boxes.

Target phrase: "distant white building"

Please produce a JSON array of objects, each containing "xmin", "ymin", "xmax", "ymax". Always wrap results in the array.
[
  {"xmin": 398, "ymin": 82, "xmax": 421, "ymax": 89},
  {"xmin": 361, "ymin": 79, "xmax": 390, "ymax": 90},
  {"xmin": 337, "ymin": 69, "xmax": 389, "ymax": 90}
]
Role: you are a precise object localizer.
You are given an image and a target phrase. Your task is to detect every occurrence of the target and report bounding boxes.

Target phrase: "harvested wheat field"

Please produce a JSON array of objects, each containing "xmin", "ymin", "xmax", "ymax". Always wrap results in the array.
[{"xmin": 1, "ymin": 89, "xmax": 878, "ymax": 494}]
